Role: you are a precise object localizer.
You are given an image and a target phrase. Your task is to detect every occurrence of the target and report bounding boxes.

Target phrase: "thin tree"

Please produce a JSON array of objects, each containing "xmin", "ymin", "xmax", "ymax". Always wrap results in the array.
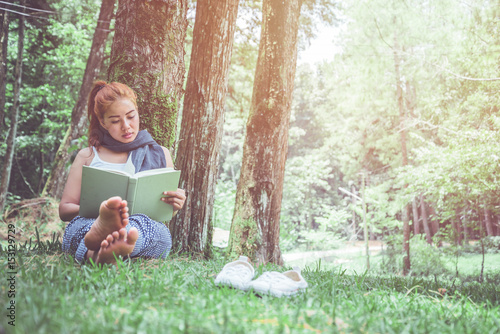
[
  {"xmin": 107, "ymin": 0, "xmax": 188, "ymax": 149},
  {"xmin": 42, "ymin": 0, "xmax": 115, "ymax": 199},
  {"xmin": 420, "ymin": 194, "xmax": 432, "ymax": 244},
  {"xmin": 171, "ymin": 0, "xmax": 240, "ymax": 255},
  {"xmin": 393, "ymin": 33, "xmax": 411, "ymax": 275},
  {"xmin": 228, "ymin": 0, "xmax": 304, "ymax": 265},
  {"xmin": 0, "ymin": 1, "xmax": 24, "ymax": 214},
  {"xmin": 0, "ymin": 8, "xmax": 9, "ymax": 132},
  {"xmin": 412, "ymin": 197, "xmax": 420, "ymax": 235}
]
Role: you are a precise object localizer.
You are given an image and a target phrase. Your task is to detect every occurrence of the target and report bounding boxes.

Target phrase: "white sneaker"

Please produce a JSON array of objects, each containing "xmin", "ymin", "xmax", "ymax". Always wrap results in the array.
[
  {"xmin": 214, "ymin": 256, "xmax": 255, "ymax": 291},
  {"xmin": 248, "ymin": 266, "xmax": 308, "ymax": 297}
]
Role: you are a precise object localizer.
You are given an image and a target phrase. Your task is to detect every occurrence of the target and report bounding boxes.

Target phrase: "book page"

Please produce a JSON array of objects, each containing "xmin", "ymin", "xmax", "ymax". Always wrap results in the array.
[{"xmin": 133, "ymin": 167, "xmax": 175, "ymax": 178}]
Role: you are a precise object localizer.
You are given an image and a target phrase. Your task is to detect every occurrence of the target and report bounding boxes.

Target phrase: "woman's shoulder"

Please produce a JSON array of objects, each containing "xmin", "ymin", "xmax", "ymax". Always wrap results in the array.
[
  {"xmin": 77, "ymin": 146, "xmax": 94, "ymax": 156},
  {"xmin": 75, "ymin": 147, "xmax": 95, "ymax": 165}
]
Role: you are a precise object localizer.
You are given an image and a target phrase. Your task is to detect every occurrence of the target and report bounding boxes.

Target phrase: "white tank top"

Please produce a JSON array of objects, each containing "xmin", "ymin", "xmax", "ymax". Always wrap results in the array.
[{"xmin": 89, "ymin": 147, "xmax": 135, "ymax": 174}]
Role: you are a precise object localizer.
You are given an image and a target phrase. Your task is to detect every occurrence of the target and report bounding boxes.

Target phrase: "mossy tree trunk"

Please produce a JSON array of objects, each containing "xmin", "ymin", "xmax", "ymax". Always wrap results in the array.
[
  {"xmin": 171, "ymin": 0, "xmax": 240, "ymax": 256},
  {"xmin": 228, "ymin": 0, "xmax": 303, "ymax": 265},
  {"xmin": 0, "ymin": 2, "xmax": 24, "ymax": 214},
  {"xmin": 42, "ymin": 0, "xmax": 115, "ymax": 199},
  {"xmin": 107, "ymin": 0, "xmax": 188, "ymax": 149}
]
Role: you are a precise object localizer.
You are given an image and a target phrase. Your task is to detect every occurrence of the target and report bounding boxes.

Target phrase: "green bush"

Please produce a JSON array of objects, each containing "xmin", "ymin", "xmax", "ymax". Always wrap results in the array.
[
  {"xmin": 483, "ymin": 236, "xmax": 500, "ymax": 253},
  {"xmin": 378, "ymin": 235, "xmax": 450, "ymax": 276},
  {"xmin": 409, "ymin": 235, "xmax": 450, "ymax": 276},
  {"xmin": 463, "ymin": 236, "xmax": 500, "ymax": 254}
]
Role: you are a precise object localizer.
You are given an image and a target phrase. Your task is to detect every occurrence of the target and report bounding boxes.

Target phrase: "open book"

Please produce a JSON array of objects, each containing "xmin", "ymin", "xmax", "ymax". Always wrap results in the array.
[{"xmin": 79, "ymin": 165, "xmax": 181, "ymax": 222}]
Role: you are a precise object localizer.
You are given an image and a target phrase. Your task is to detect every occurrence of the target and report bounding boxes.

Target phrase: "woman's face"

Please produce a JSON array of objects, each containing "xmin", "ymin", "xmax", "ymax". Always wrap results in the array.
[{"xmin": 100, "ymin": 98, "xmax": 140, "ymax": 143}]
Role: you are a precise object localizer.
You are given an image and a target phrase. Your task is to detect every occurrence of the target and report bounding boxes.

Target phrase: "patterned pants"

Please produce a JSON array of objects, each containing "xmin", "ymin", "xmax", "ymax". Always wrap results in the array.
[{"xmin": 62, "ymin": 214, "xmax": 172, "ymax": 263}]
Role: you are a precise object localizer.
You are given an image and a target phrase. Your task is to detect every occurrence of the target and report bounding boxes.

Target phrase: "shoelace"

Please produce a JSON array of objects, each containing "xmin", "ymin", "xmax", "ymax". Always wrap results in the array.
[{"xmin": 222, "ymin": 264, "xmax": 252, "ymax": 279}]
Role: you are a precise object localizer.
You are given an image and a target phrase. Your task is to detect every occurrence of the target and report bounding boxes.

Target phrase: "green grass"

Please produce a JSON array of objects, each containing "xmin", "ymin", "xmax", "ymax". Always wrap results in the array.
[{"xmin": 1, "ymin": 239, "xmax": 499, "ymax": 334}]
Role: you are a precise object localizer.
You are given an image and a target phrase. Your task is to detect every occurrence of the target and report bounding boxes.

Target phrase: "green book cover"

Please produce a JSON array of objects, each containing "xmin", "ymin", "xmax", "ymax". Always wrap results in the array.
[{"xmin": 79, "ymin": 165, "xmax": 181, "ymax": 222}]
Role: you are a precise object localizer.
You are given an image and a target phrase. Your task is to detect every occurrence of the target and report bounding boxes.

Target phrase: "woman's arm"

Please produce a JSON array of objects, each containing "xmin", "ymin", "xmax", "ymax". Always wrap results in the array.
[
  {"xmin": 59, "ymin": 148, "xmax": 92, "ymax": 221},
  {"xmin": 162, "ymin": 146, "xmax": 174, "ymax": 168}
]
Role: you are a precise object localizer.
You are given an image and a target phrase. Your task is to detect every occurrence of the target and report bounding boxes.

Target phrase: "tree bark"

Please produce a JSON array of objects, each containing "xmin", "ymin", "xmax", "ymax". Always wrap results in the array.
[
  {"xmin": 412, "ymin": 197, "xmax": 420, "ymax": 235},
  {"xmin": 420, "ymin": 195, "xmax": 432, "ymax": 244},
  {"xmin": 0, "ymin": 3, "xmax": 24, "ymax": 214},
  {"xmin": 451, "ymin": 221, "xmax": 462, "ymax": 246},
  {"xmin": 0, "ymin": 9, "xmax": 9, "ymax": 132},
  {"xmin": 483, "ymin": 207, "xmax": 494, "ymax": 236},
  {"xmin": 228, "ymin": 0, "xmax": 303, "ymax": 265},
  {"xmin": 462, "ymin": 209, "xmax": 468, "ymax": 244},
  {"xmin": 171, "ymin": 0, "xmax": 240, "ymax": 255},
  {"xmin": 429, "ymin": 206, "xmax": 440, "ymax": 241},
  {"xmin": 42, "ymin": 0, "xmax": 115, "ymax": 199},
  {"xmin": 107, "ymin": 0, "xmax": 188, "ymax": 150}
]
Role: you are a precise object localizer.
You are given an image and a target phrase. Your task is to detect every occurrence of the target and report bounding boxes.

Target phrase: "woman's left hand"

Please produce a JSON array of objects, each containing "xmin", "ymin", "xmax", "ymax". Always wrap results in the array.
[{"xmin": 162, "ymin": 188, "xmax": 186, "ymax": 212}]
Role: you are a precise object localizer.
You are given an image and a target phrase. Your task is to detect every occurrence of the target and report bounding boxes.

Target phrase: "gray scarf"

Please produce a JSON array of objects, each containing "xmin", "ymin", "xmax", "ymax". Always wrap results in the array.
[{"xmin": 98, "ymin": 126, "xmax": 166, "ymax": 173}]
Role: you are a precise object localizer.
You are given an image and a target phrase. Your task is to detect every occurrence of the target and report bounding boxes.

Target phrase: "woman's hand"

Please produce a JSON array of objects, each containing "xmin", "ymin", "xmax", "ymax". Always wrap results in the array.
[{"xmin": 162, "ymin": 188, "xmax": 186, "ymax": 212}]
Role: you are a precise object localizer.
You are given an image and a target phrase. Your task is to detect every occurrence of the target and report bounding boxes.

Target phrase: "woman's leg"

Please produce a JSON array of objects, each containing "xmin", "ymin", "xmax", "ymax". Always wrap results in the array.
[
  {"xmin": 63, "ymin": 196, "xmax": 133, "ymax": 263},
  {"xmin": 127, "ymin": 214, "xmax": 172, "ymax": 259},
  {"xmin": 62, "ymin": 214, "xmax": 172, "ymax": 263},
  {"xmin": 62, "ymin": 216, "xmax": 95, "ymax": 263}
]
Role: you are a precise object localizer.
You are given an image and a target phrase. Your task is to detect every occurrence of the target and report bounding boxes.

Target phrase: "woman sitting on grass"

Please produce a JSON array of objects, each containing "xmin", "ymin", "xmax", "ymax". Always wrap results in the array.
[{"xmin": 59, "ymin": 81, "xmax": 185, "ymax": 265}]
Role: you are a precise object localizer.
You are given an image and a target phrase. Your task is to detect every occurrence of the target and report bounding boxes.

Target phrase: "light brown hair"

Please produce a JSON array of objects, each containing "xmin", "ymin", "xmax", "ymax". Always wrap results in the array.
[{"xmin": 87, "ymin": 81, "xmax": 138, "ymax": 148}]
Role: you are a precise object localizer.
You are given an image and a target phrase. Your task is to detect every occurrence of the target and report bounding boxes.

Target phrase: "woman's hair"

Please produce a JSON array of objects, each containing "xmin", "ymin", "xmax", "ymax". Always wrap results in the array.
[{"xmin": 87, "ymin": 81, "xmax": 138, "ymax": 148}]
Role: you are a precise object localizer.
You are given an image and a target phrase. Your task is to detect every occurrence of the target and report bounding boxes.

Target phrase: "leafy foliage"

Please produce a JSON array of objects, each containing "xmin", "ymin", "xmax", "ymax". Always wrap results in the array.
[{"xmin": 1, "ymin": 0, "xmax": 101, "ymax": 198}]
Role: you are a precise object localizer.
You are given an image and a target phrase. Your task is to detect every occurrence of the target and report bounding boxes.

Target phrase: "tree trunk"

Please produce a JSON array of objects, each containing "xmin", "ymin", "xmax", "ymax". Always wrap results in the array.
[
  {"xmin": 454, "ymin": 207, "xmax": 463, "ymax": 245},
  {"xmin": 451, "ymin": 221, "xmax": 462, "ymax": 246},
  {"xmin": 351, "ymin": 185, "xmax": 357, "ymax": 240},
  {"xmin": 483, "ymin": 207, "xmax": 494, "ymax": 236},
  {"xmin": 429, "ymin": 206, "xmax": 439, "ymax": 236},
  {"xmin": 42, "ymin": 0, "xmax": 115, "ymax": 199},
  {"xmin": 0, "ymin": 3, "xmax": 24, "ymax": 214},
  {"xmin": 393, "ymin": 34, "xmax": 410, "ymax": 275},
  {"xmin": 412, "ymin": 197, "xmax": 420, "ymax": 235},
  {"xmin": 107, "ymin": 0, "xmax": 188, "ymax": 149},
  {"xmin": 0, "ymin": 9, "xmax": 9, "ymax": 132},
  {"xmin": 420, "ymin": 195, "xmax": 432, "ymax": 244},
  {"xmin": 228, "ymin": 0, "xmax": 303, "ymax": 265},
  {"xmin": 362, "ymin": 171, "xmax": 369, "ymax": 270},
  {"xmin": 462, "ymin": 211, "xmax": 468, "ymax": 244},
  {"xmin": 171, "ymin": 0, "xmax": 239, "ymax": 255}
]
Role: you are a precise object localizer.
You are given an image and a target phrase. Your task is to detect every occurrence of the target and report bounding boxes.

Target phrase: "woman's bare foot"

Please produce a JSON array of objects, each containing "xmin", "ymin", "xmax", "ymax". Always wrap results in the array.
[
  {"xmin": 95, "ymin": 227, "xmax": 139, "ymax": 265},
  {"xmin": 84, "ymin": 196, "xmax": 129, "ymax": 250}
]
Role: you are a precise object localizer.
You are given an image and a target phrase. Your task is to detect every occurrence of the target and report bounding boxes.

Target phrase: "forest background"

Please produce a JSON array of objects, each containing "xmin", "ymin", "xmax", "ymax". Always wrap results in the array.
[{"xmin": 1, "ymin": 0, "xmax": 500, "ymax": 275}]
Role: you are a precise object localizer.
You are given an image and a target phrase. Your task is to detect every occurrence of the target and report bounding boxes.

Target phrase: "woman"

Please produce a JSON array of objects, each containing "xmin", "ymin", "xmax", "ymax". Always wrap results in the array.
[{"xmin": 60, "ymin": 81, "xmax": 185, "ymax": 265}]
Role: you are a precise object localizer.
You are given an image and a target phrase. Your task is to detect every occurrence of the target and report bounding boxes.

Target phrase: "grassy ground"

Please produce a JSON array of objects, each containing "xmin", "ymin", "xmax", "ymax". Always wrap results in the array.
[
  {"xmin": 1, "ymin": 204, "xmax": 499, "ymax": 333},
  {"xmin": 1, "ymin": 238, "xmax": 499, "ymax": 334}
]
